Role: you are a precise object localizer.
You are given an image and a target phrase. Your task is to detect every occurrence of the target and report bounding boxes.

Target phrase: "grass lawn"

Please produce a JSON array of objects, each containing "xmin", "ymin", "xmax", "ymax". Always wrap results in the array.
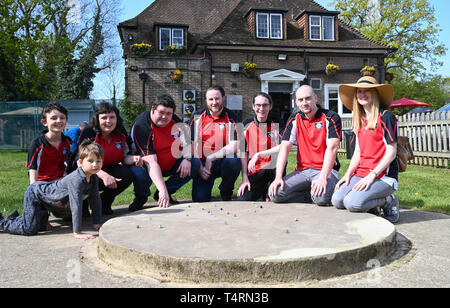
[{"xmin": 1, "ymin": 150, "xmax": 449, "ymax": 217}]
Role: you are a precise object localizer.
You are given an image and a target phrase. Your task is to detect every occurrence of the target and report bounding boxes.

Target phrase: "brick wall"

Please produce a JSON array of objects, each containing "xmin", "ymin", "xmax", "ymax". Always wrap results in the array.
[{"xmin": 125, "ymin": 51, "xmax": 383, "ymax": 121}]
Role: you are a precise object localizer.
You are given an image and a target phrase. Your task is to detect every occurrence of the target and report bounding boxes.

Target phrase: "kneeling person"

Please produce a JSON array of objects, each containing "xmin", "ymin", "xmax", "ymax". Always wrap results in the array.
[
  {"xmin": 130, "ymin": 95, "xmax": 200, "ymax": 209},
  {"xmin": 269, "ymin": 85, "xmax": 342, "ymax": 205},
  {"xmin": 0, "ymin": 140, "xmax": 103, "ymax": 239}
]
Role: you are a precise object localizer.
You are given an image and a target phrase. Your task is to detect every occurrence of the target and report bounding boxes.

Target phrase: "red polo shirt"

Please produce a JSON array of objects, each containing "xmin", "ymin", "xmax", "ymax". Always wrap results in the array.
[
  {"xmin": 283, "ymin": 108, "xmax": 341, "ymax": 171},
  {"xmin": 27, "ymin": 134, "xmax": 72, "ymax": 182},
  {"xmin": 189, "ymin": 107, "xmax": 240, "ymax": 161},
  {"xmin": 131, "ymin": 111, "xmax": 184, "ymax": 172},
  {"xmin": 355, "ymin": 110, "xmax": 399, "ymax": 180},
  {"xmin": 243, "ymin": 116, "xmax": 284, "ymax": 175}
]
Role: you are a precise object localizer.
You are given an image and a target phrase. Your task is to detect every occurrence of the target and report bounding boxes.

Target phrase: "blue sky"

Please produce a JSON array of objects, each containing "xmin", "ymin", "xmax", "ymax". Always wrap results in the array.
[{"xmin": 92, "ymin": 0, "xmax": 449, "ymax": 99}]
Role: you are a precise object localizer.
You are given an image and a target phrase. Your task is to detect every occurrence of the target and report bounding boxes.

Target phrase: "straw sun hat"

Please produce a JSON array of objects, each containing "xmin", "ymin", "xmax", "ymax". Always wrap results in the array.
[{"xmin": 338, "ymin": 76, "xmax": 394, "ymax": 111}]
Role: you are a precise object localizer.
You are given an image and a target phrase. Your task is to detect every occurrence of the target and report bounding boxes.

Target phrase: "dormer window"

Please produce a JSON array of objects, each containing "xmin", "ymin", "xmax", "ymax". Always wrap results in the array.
[
  {"xmin": 256, "ymin": 12, "xmax": 283, "ymax": 39},
  {"xmin": 309, "ymin": 15, "xmax": 335, "ymax": 41},
  {"xmin": 159, "ymin": 27, "xmax": 184, "ymax": 50}
]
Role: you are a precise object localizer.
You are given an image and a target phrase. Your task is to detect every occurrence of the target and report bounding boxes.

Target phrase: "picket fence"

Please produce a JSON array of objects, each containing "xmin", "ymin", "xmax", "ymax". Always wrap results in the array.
[{"xmin": 339, "ymin": 111, "xmax": 450, "ymax": 168}]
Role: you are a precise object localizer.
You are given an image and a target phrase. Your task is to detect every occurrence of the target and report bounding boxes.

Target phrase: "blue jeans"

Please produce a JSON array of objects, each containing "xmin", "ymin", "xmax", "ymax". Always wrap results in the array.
[
  {"xmin": 129, "ymin": 158, "xmax": 201, "ymax": 197},
  {"xmin": 0, "ymin": 184, "xmax": 48, "ymax": 236},
  {"xmin": 331, "ymin": 176, "xmax": 395, "ymax": 212},
  {"xmin": 192, "ymin": 157, "xmax": 241, "ymax": 202}
]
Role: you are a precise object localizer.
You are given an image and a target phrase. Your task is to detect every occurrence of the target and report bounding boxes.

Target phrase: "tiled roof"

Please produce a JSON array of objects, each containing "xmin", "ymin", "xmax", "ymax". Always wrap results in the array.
[{"xmin": 119, "ymin": 0, "xmax": 391, "ymax": 53}]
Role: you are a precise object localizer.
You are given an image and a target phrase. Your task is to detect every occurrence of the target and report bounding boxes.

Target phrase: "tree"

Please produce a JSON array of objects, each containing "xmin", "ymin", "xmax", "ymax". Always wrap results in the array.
[
  {"xmin": 390, "ymin": 71, "xmax": 450, "ymax": 114},
  {"xmin": 56, "ymin": 5, "xmax": 104, "ymax": 99},
  {"xmin": 0, "ymin": 0, "xmax": 122, "ymax": 101},
  {"xmin": 332, "ymin": 0, "xmax": 446, "ymax": 76}
]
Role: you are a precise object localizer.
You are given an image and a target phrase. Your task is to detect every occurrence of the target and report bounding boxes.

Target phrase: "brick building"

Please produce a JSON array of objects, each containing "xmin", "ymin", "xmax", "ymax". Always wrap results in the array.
[{"xmin": 118, "ymin": 0, "xmax": 393, "ymax": 122}]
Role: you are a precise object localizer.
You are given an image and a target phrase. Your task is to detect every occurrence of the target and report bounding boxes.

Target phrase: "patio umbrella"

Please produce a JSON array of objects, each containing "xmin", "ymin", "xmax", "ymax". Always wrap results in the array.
[
  {"xmin": 389, "ymin": 98, "xmax": 430, "ymax": 109},
  {"xmin": 406, "ymin": 107, "xmax": 433, "ymax": 114}
]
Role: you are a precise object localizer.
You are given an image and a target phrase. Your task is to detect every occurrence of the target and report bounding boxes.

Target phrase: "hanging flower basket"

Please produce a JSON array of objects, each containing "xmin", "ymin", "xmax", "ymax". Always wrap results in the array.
[
  {"xmin": 325, "ymin": 64, "xmax": 339, "ymax": 76},
  {"xmin": 166, "ymin": 44, "xmax": 186, "ymax": 56},
  {"xmin": 361, "ymin": 65, "xmax": 376, "ymax": 76},
  {"xmin": 169, "ymin": 69, "xmax": 183, "ymax": 83},
  {"xmin": 243, "ymin": 61, "xmax": 257, "ymax": 77},
  {"xmin": 131, "ymin": 43, "xmax": 154, "ymax": 56}
]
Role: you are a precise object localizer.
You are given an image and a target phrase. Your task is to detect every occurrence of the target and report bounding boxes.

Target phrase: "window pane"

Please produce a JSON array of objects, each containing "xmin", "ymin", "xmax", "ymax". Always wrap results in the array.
[
  {"xmin": 310, "ymin": 16, "xmax": 321, "ymax": 26},
  {"xmin": 257, "ymin": 13, "xmax": 269, "ymax": 38},
  {"xmin": 172, "ymin": 29, "xmax": 184, "ymax": 47},
  {"xmin": 310, "ymin": 16, "xmax": 321, "ymax": 40},
  {"xmin": 160, "ymin": 28, "xmax": 171, "ymax": 50},
  {"xmin": 270, "ymin": 14, "xmax": 282, "ymax": 38},
  {"xmin": 323, "ymin": 17, "xmax": 334, "ymax": 40},
  {"xmin": 310, "ymin": 26, "xmax": 321, "ymax": 40},
  {"xmin": 328, "ymin": 90, "xmax": 339, "ymax": 113}
]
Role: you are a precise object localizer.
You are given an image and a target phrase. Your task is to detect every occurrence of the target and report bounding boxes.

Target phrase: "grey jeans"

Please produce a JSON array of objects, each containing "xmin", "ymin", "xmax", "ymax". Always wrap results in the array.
[
  {"xmin": 270, "ymin": 168, "xmax": 339, "ymax": 206},
  {"xmin": 331, "ymin": 176, "xmax": 395, "ymax": 212}
]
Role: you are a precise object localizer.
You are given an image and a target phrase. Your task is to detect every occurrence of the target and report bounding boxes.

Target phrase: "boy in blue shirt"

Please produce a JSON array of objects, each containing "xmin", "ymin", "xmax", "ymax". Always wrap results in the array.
[{"xmin": 1, "ymin": 140, "xmax": 103, "ymax": 239}]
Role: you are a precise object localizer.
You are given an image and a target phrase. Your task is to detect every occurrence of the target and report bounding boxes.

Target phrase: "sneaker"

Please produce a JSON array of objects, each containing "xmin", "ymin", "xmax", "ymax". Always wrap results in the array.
[
  {"xmin": 220, "ymin": 191, "xmax": 233, "ymax": 201},
  {"xmin": 128, "ymin": 196, "xmax": 148, "ymax": 212},
  {"xmin": 153, "ymin": 190, "xmax": 179, "ymax": 205},
  {"xmin": 382, "ymin": 194, "xmax": 400, "ymax": 223},
  {"xmin": 6, "ymin": 210, "xmax": 20, "ymax": 220},
  {"xmin": 367, "ymin": 207, "xmax": 381, "ymax": 216}
]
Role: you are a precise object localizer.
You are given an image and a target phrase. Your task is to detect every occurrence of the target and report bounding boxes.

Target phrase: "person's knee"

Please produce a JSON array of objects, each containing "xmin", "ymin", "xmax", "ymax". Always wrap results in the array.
[
  {"xmin": 331, "ymin": 193, "xmax": 345, "ymax": 209},
  {"xmin": 343, "ymin": 196, "xmax": 364, "ymax": 212},
  {"xmin": 312, "ymin": 195, "xmax": 332, "ymax": 206},
  {"xmin": 222, "ymin": 158, "xmax": 241, "ymax": 173}
]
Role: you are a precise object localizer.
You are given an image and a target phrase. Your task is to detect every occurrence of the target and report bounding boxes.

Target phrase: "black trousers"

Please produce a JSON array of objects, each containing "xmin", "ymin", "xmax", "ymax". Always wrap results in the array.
[
  {"xmin": 236, "ymin": 168, "xmax": 277, "ymax": 201},
  {"xmin": 97, "ymin": 164, "xmax": 133, "ymax": 209}
]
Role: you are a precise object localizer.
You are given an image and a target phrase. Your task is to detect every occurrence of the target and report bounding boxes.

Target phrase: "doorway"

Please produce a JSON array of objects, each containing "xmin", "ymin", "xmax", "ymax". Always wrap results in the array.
[{"xmin": 270, "ymin": 92, "xmax": 292, "ymax": 122}]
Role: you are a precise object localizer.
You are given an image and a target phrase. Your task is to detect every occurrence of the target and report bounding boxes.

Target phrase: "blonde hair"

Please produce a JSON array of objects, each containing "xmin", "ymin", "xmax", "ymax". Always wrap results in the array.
[
  {"xmin": 78, "ymin": 139, "xmax": 104, "ymax": 161},
  {"xmin": 352, "ymin": 88, "xmax": 381, "ymax": 134}
]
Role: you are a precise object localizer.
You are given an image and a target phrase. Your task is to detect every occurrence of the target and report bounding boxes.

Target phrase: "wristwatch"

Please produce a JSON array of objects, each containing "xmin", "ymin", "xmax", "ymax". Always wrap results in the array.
[{"xmin": 184, "ymin": 157, "xmax": 192, "ymax": 162}]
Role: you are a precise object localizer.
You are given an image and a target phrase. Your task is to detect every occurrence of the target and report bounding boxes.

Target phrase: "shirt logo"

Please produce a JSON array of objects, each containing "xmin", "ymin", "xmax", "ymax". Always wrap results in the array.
[
  {"xmin": 219, "ymin": 123, "xmax": 226, "ymax": 130},
  {"xmin": 172, "ymin": 132, "xmax": 180, "ymax": 140},
  {"xmin": 315, "ymin": 122, "xmax": 323, "ymax": 130},
  {"xmin": 267, "ymin": 132, "xmax": 274, "ymax": 138},
  {"xmin": 115, "ymin": 142, "xmax": 122, "ymax": 150},
  {"xmin": 62, "ymin": 147, "xmax": 68, "ymax": 156}
]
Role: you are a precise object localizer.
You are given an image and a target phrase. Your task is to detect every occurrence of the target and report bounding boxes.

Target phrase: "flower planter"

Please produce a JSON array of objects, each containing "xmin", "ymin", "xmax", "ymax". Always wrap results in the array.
[
  {"xmin": 131, "ymin": 43, "xmax": 154, "ymax": 57},
  {"xmin": 362, "ymin": 71, "xmax": 375, "ymax": 76},
  {"xmin": 325, "ymin": 69, "xmax": 337, "ymax": 76}
]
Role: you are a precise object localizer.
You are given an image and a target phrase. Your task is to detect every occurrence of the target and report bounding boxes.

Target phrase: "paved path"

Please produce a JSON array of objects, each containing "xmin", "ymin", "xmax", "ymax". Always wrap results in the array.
[{"xmin": 1, "ymin": 203, "xmax": 449, "ymax": 288}]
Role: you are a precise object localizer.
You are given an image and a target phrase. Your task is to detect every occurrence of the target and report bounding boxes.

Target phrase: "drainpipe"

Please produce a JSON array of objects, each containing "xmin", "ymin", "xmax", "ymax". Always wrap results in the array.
[{"xmin": 204, "ymin": 46, "xmax": 213, "ymax": 87}]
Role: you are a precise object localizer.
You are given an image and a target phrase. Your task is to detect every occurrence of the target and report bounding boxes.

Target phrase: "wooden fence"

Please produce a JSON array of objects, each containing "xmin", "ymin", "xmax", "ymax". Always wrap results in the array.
[{"xmin": 339, "ymin": 111, "xmax": 450, "ymax": 168}]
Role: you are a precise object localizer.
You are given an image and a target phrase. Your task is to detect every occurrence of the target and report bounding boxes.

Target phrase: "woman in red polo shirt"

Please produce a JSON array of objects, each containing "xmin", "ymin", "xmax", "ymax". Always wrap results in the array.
[
  {"xmin": 77, "ymin": 102, "xmax": 142, "ymax": 215},
  {"xmin": 332, "ymin": 76, "xmax": 400, "ymax": 223}
]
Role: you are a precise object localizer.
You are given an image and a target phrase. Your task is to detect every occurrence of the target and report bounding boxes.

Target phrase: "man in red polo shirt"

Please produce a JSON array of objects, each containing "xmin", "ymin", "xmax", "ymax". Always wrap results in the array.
[
  {"xmin": 190, "ymin": 86, "xmax": 241, "ymax": 202},
  {"xmin": 130, "ymin": 95, "xmax": 200, "ymax": 209},
  {"xmin": 268, "ymin": 85, "xmax": 342, "ymax": 205}
]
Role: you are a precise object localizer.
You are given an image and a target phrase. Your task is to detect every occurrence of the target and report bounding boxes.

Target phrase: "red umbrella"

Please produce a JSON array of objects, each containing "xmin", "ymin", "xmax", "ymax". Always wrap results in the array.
[{"xmin": 389, "ymin": 98, "xmax": 430, "ymax": 109}]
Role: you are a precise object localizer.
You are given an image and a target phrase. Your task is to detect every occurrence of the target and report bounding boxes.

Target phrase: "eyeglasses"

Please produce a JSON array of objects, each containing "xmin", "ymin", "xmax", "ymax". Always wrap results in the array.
[{"xmin": 253, "ymin": 103, "xmax": 271, "ymax": 109}]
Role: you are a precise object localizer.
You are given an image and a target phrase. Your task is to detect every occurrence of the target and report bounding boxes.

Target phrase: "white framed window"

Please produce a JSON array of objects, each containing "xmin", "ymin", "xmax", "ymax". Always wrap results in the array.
[
  {"xmin": 256, "ymin": 12, "xmax": 283, "ymax": 39},
  {"xmin": 159, "ymin": 27, "xmax": 184, "ymax": 50},
  {"xmin": 310, "ymin": 78, "xmax": 322, "ymax": 91},
  {"xmin": 309, "ymin": 15, "xmax": 335, "ymax": 41},
  {"xmin": 324, "ymin": 84, "xmax": 352, "ymax": 118}
]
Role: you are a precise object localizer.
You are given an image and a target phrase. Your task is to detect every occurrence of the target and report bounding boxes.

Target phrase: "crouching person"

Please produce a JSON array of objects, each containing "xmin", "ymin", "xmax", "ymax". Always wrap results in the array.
[{"xmin": 0, "ymin": 140, "xmax": 103, "ymax": 239}]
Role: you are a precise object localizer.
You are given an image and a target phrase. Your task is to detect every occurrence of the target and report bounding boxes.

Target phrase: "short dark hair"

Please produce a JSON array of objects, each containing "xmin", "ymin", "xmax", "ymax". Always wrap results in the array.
[
  {"xmin": 41, "ymin": 102, "xmax": 68, "ymax": 122},
  {"xmin": 206, "ymin": 85, "xmax": 225, "ymax": 98},
  {"xmin": 151, "ymin": 94, "xmax": 176, "ymax": 112},
  {"xmin": 78, "ymin": 139, "xmax": 104, "ymax": 160},
  {"xmin": 253, "ymin": 92, "xmax": 273, "ymax": 105},
  {"xmin": 91, "ymin": 102, "xmax": 124, "ymax": 135}
]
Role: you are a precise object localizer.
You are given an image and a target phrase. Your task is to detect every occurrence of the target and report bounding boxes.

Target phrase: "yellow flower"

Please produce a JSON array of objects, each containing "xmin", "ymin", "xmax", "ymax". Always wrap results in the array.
[
  {"xmin": 326, "ymin": 64, "xmax": 339, "ymax": 70},
  {"xmin": 361, "ymin": 65, "xmax": 376, "ymax": 72},
  {"xmin": 244, "ymin": 62, "xmax": 257, "ymax": 70}
]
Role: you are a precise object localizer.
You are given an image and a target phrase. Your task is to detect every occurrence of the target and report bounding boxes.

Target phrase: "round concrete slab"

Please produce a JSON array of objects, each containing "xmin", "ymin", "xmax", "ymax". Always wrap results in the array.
[{"xmin": 97, "ymin": 202, "xmax": 396, "ymax": 283}]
